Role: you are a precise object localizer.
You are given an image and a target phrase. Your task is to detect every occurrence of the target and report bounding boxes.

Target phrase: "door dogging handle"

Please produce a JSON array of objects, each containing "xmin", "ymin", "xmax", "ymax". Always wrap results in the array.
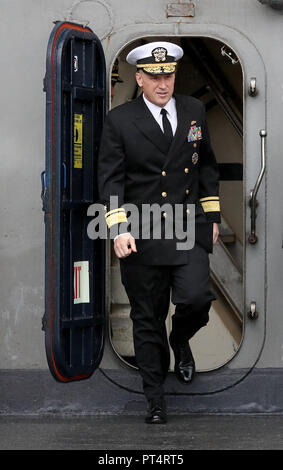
[
  {"xmin": 248, "ymin": 301, "xmax": 258, "ymax": 320},
  {"xmin": 248, "ymin": 129, "xmax": 267, "ymax": 244}
]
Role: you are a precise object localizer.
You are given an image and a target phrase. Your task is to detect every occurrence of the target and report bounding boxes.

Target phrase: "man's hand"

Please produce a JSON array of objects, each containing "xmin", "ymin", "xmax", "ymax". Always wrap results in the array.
[
  {"xmin": 213, "ymin": 222, "xmax": 219, "ymax": 245},
  {"xmin": 114, "ymin": 233, "xmax": 137, "ymax": 258}
]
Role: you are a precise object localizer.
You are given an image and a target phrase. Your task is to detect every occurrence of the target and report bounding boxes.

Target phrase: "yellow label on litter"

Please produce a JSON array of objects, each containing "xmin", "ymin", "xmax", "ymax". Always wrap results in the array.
[{"xmin": 74, "ymin": 113, "xmax": 83, "ymax": 168}]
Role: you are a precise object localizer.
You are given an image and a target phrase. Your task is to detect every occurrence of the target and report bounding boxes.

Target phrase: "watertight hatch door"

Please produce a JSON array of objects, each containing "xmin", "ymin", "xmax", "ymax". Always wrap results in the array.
[{"xmin": 42, "ymin": 21, "xmax": 106, "ymax": 382}]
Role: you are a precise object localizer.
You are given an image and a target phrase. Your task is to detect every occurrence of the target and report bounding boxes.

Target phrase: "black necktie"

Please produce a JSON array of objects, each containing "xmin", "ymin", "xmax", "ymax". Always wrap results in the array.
[{"xmin": 161, "ymin": 108, "xmax": 173, "ymax": 142}]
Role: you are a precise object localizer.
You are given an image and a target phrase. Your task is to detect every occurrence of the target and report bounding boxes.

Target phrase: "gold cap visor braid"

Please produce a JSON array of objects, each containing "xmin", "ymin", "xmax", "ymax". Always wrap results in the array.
[{"xmin": 136, "ymin": 62, "xmax": 177, "ymax": 74}]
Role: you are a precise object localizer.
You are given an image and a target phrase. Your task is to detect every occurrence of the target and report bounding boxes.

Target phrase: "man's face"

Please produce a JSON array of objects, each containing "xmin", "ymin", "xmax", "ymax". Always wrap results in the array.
[{"xmin": 136, "ymin": 70, "xmax": 175, "ymax": 107}]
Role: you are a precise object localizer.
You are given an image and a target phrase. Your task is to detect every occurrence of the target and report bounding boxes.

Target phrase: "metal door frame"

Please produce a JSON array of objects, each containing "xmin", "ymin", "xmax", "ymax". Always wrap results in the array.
[{"xmin": 102, "ymin": 23, "xmax": 267, "ymax": 376}]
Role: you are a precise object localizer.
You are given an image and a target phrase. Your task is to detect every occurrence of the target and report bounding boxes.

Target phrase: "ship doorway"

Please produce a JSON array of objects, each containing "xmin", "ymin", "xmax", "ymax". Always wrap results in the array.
[{"xmin": 109, "ymin": 36, "xmax": 244, "ymax": 372}]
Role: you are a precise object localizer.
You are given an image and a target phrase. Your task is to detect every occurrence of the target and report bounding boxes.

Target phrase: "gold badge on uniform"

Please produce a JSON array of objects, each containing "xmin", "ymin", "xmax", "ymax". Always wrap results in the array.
[{"xmin": 192, "ymin": 152, "xmax": 199, "ymax": 164}]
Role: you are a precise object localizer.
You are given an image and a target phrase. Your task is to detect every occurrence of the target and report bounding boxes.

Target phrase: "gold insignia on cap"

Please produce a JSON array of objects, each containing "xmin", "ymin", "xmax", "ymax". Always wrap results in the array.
[
  {"xmin": 136, "ymin": 63, "xmax": 177, "ymax": 74},
  {"xmin": 152, "ymin": 47, "xmax": 167, "ymax": 62}
]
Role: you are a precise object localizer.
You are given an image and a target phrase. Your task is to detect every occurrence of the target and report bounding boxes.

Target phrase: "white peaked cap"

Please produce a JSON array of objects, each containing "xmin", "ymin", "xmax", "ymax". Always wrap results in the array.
[{"xmin": 126, "ymin": 41, "xmax": 183, "ymax": 65}]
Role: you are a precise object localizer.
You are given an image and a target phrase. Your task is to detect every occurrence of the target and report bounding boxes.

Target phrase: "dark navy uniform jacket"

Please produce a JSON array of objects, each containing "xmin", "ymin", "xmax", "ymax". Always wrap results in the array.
[{"xmin": 97, "ymin": 93, "xmax": 221, "ymax": 265}]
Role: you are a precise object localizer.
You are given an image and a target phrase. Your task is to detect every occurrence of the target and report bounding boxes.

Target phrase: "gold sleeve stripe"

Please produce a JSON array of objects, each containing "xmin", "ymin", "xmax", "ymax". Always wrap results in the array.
[
  {"xmin": 201, "ymin": 200, "xmax": 220, "ymax": 212},
  {"xmin": 105, "ymin": 207, "xmax": 126, "ymax": 217},
  {"xmin": 199, "ymin": 196, "xmax": 220, "ymax": 202},
  {"xmin": 106, "ymin": 212, "xmax": 128, "ymax": 228}
]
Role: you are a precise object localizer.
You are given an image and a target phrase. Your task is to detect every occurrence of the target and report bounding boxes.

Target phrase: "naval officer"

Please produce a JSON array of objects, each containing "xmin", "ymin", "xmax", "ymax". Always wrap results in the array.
[{"xmin": 97, "ymin": 41, "xmax": 221, "ymax": 424}]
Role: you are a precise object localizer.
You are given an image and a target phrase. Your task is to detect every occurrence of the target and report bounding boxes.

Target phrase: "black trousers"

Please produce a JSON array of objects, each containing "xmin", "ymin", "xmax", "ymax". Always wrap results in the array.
[{"xmin": 120, "ymin": 243, "xmax": 216, "ymax": 401}]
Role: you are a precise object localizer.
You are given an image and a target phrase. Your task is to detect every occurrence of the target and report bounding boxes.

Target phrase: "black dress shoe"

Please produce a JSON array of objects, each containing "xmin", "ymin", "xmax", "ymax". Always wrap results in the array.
[
  {"xmin": 169, "ymin": 333, "xmax": 196, "ymax": 384},
  {"xmin": 145, "ymin": 397, "xmax": 167, "ymax": 424}
]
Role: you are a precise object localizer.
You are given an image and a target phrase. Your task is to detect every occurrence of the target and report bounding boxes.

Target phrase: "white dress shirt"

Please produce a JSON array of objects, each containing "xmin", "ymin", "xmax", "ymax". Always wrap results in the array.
[
  {"xmin": 143, "ymin": 94, "xmax": 177, "ymax": 135},
  {"xmin": 114, "ymin": 94, "xmax": 177, "ymax": 242}
]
